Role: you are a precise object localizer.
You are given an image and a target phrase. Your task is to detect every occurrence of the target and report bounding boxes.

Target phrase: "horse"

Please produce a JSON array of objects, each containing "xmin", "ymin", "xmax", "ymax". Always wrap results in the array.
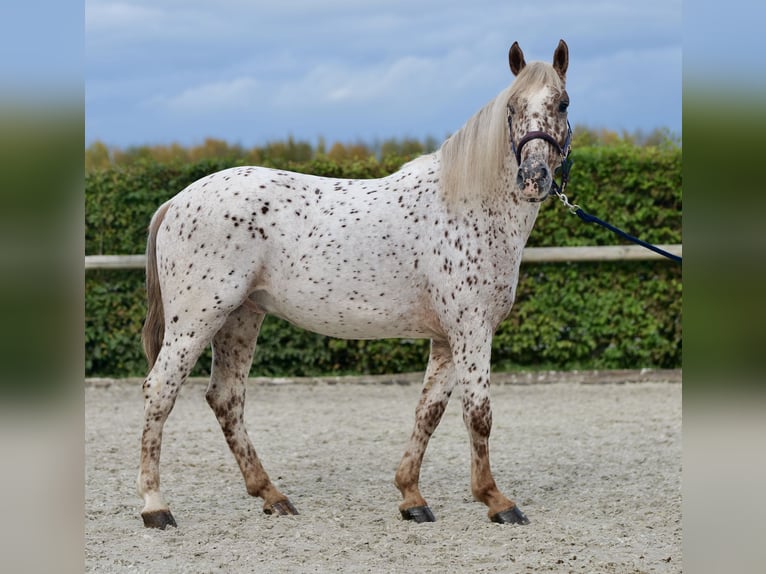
[{"xmin": 138, "ymin": 39, "xmax": 572, "ymax": 529}]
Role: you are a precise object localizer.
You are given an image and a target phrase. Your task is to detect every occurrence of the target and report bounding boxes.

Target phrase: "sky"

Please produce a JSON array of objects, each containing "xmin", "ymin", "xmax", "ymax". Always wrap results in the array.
[{"xmin": 84, "ymin": 0, "xmax": 683, "ymax": 149}]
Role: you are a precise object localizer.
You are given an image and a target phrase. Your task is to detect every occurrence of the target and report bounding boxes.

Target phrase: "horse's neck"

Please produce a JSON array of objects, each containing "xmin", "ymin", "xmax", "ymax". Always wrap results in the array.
[{"xmin": 453, "ymin": 155, "xmax": 540, "ymax": 247}]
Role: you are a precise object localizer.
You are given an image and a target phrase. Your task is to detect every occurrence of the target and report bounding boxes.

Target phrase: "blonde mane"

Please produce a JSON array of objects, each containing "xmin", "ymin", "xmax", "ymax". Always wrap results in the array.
[{"xmin": 439, "ymin": 62, "xmax": 564, "ymax": 204}]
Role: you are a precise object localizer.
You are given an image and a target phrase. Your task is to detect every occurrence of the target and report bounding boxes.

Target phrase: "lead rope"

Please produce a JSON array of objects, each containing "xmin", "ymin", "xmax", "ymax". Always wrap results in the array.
[{"xmin": 551, "ymin": 186, "xmax": 682, "ymax": 264}]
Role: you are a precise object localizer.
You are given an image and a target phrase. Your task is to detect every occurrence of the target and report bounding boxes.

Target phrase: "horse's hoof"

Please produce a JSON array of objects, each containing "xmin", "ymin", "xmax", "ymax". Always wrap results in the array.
[
  {"xmin": 401, "ymin": 505, "xmax": 436, "ymax": 523},
  {"xmin": 491, "ymin": 505, "xmax": 530, "ymax": 525},
  {"xmin": 142, "ymin": 509, "xmax": 177, "ymax": 529},
  {"xmin": 264, "ymin": 499, "xmax": 299, "ymax": 516}
]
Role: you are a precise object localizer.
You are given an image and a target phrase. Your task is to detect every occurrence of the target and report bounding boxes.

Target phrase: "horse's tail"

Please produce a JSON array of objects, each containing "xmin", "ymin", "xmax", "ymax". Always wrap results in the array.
[{"xmin": 142, "ymin": 201, "xmax": 171, "ymax": 371}]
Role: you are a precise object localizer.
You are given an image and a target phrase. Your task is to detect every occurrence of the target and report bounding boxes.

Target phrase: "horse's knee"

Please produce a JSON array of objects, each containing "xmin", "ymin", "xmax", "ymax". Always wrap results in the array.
[
  {"xmin": 206, "ymin": 388, "xmax": 244, "ymax": 422},
  {"xmin": 462, "ymin": 396, "xmax": 493, "ymax": 438}
]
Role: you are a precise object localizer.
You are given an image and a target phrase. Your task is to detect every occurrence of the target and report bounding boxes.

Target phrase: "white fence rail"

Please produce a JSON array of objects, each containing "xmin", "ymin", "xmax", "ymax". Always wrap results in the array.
[{"xmin": 85, "ymin": 244, "xmax": 682, "ymax": 270}]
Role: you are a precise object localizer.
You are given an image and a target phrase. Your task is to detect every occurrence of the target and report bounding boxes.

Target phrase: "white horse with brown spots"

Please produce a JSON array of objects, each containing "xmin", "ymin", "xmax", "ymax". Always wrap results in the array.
[{"xmin": 139, "ymin": 40, "xmax": 572, "ymax": 528}]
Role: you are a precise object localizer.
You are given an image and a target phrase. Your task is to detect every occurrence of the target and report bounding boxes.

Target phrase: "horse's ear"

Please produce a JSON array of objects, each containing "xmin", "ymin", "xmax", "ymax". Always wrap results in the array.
[
  {"xmin": 509, "ymin": 42, "xmax": 526, "ymax": 76},
  {"xmin": 553, "ymin": 39, "xmax": 568, "ymax": 80}
]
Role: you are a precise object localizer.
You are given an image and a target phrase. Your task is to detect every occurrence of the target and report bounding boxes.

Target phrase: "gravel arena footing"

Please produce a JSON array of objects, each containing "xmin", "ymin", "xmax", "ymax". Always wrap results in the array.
[{"xmin": 86, "ymin": 371, "xmax": 681, "ymax": 573}]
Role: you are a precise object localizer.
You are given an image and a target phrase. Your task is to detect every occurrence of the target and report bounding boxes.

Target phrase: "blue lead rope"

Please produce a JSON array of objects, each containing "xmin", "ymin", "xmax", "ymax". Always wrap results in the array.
[
  {"xmin": 572, "ymin": 207, "xmax": 682, "ymax": 264},
  {"xmin": 535, "ymin": 137, "xmax": 681, "ymax": 264},
  {"xmin": 548, "ymin": 178, "xmax": 682, "ymax": 264}
]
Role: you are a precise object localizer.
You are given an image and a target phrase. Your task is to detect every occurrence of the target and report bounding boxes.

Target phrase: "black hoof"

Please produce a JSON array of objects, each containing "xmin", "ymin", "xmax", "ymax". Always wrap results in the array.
[
  {"xmin": 491, "ymin": 505, "xmax": 530, "ymax": 525},
  {"xmin": 264, "ymin": 499, "xmax": 299, "ymax": 516},
  {"xmin": 401, "ymin": 505, "xmax": 436, "ymax": 523},
  {"xmin": 142, "ymin": 509, "xmax": 177, "ymax": 529}
]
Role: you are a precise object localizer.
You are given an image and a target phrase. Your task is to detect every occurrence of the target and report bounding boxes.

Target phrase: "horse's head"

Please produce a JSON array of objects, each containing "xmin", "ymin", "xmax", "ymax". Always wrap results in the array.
[{"xmin": 507, "ymin": 40, "xmax": 571, "ymax": 203}]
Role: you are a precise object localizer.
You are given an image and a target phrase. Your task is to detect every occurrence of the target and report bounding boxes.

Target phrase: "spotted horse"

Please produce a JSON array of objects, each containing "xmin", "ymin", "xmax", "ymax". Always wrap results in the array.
[{"xmin": 138, "ymin": 40, "xmax": 572, "ymax": 528}]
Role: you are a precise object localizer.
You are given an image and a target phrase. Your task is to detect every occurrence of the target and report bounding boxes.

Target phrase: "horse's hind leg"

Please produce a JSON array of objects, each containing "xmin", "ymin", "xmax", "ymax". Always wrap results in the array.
[
  {"xmin": 206, "ymin": 305, "xmax": 298, "ymax": 516},
  {"xmin": 395, "ymin": 338, "xmax": 456, "ymax": 522},
  {"xmin": 138, "ymin": 321, "xmax": 221, "ymax": 529}
]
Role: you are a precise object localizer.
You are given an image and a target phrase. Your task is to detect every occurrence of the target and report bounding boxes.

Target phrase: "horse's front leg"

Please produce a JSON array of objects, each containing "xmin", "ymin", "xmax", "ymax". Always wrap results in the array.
[
  {"xmin": 454, "ymin": 332, "xmax": 530, "ymax": 525},
  {"xmin": 395, "ymin": 339, "xmax": 456, "ymax": 522}
]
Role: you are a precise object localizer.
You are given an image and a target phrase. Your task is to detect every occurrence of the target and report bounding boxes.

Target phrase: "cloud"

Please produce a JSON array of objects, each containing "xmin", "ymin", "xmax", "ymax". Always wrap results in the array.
[
  {"xmin": 86, "ymin": 1, "xmax": 233, "ymax": 48},
  {"xmin": 279, "ymin": 56, "xmax": 435, "ymax": 107},
  {"xmin": 86, "ymin": 1, "xmax": 164, "ymax": 34},
  {"xmin": 147, "ymin": 76, "xmax": 261, "ymax": 114},
  {"xmin": 85, "ymin": 0, "xmax": 681, "ymax": 146},
  {"xmin": 272, "ymin": 37, "xmax": 500, "ymax": 107}
]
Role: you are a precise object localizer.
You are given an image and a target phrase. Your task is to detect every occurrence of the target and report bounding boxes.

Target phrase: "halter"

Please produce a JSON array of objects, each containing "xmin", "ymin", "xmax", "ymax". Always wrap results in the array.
[{"xmin": 507, "ymin": 106, "xmax": 573, "ymax": 202}]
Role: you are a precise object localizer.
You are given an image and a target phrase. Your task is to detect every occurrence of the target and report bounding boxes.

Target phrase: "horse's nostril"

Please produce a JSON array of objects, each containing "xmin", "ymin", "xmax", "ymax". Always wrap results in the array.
[
  {"xmin": 519, "ymin": 160, "xmax": 549, "ymax": 182},
  {"xmin": 517, "ymin": 158, "xmax": 553, "ymax": 199}
]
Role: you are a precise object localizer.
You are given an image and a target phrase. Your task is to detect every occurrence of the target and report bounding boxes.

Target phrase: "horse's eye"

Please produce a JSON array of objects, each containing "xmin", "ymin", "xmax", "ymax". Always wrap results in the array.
[{"xmin": 558, "ymin": 100, "xmax": 569, "ymax": 113}]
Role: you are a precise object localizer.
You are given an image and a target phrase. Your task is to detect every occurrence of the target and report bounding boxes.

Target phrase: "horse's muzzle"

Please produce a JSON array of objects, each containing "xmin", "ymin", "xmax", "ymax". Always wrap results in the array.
[{"xmin": 516, "ymin": 157, "xmax": 553, "ymax": 202}]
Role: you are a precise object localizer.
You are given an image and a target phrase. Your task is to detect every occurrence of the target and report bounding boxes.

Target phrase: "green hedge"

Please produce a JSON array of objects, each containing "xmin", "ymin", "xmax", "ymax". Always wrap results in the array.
[{"xmin": 85, "ymin": 145, "xmax": 681, "ymax": 377}]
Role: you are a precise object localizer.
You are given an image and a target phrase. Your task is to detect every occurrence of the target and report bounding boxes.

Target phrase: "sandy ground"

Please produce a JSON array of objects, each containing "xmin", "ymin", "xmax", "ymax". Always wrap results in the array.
[{"xmin": 85, "ymin": 377, "xmax": 681, "ymax": 573}]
